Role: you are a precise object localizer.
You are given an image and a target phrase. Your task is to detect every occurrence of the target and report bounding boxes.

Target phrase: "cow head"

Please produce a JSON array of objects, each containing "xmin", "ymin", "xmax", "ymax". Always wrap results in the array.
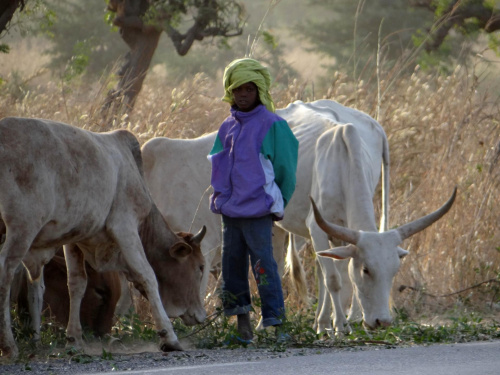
[
  {"xmin": 310, "ymin": 188, "xmax": 456, "ymax": 329},
  {"xmin": 152, "ymin": 226, "xmax": 207, "ymax": 326}
]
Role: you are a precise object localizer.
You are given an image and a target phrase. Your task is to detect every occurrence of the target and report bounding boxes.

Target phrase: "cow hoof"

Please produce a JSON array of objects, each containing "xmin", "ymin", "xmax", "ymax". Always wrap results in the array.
[
  {"xmin": 315, "ymin": 324, "xmax": 333, "ymax": 335},
  {"xmin": 0, "ymin": 345, "xmax": 19, "ymax": 359},
  {"xmin": 159, "ymin": 340, "xmax": 183, "ymax": 352},
  {"xmin": 342, "ymin": 323, "xmax": 353, "ymax": 335},
  {"xmin": 65, "ymin": 336, "xmax": 84, "ymax": 353},
  {"xmin": 324, "ymin": 328, "xmax": 335, "ymax": 339},
  {"xmin": 157, "ymin": 329, "xmax": 183, "ymax": 351}
]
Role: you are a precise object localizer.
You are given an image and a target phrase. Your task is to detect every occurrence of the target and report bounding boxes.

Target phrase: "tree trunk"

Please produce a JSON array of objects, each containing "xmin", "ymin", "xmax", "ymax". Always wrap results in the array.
[
  {"xmin": 101, "ymin": 29, "xmax": 161, "ymax": 123},
  {"xmin": 0, "ymin": 0, "xmax": 25, "ymax": 34},
  {"xmin": 100, "ymin": 0, "xmax": 161, "ymax": 124},
  {"xmin": 100, "ymin": 0, "xmax": 244, "ymax": 123}
]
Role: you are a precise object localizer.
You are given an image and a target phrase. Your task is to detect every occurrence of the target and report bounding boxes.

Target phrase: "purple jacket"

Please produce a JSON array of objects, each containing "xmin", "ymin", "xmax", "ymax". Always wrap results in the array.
[{"xmin": 209, "ymin": 104, "xmax": 298, "ymax": 219}]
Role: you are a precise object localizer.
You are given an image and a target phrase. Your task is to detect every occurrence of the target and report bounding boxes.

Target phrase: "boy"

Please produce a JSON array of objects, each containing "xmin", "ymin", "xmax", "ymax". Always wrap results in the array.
[{"xmin": 208, "ymin": 58, "xmax": 299, "ymax": 342}]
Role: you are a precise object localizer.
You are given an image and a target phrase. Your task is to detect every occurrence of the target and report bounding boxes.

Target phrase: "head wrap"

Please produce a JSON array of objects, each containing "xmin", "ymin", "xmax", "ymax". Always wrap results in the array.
[{"xmin": 222, "ymin": 58, "xmax": 276, "ymax": 113}]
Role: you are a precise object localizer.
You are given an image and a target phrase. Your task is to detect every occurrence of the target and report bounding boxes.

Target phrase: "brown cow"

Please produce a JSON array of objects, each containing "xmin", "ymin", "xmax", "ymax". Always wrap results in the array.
[
  {"xmin": 11, "ymin": 250, "xmax": 122, "ymax": 337},
  {"xmin": 44, "ymin": 253, "xmax": 122, "ymax": 336},
  {"xmin": 0, "ymin": 117, "xmax": 206, "ymax": 358}
]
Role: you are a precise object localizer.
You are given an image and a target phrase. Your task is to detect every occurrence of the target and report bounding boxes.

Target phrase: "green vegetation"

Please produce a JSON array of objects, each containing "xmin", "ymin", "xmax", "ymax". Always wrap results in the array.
[
  {"xmin": 2, "ymin": 1, "xmax": 499, "ymax": 91},
  {"xmin": 295, "ymin": 1, "xmax": 432, "ymax": 76},
  {"xmin": 9, "ymin": 300, "xmax": 500, "ymax": 364}
]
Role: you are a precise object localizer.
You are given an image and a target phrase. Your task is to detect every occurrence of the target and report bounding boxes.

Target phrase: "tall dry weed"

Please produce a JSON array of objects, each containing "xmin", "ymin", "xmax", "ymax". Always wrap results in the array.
[
  {"xmin": 378, "ymin": 63, "xmax": 500, "ymax": 317},
  {"xmin": 1, "ymin": 52, "xmax": 499, "ymax": 322}
]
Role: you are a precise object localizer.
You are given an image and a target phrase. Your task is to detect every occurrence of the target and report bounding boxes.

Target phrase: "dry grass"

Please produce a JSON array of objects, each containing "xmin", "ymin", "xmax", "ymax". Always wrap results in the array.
[{"xmin": 1, "ymin": 49, "xmax": 499, "ymax": 324}]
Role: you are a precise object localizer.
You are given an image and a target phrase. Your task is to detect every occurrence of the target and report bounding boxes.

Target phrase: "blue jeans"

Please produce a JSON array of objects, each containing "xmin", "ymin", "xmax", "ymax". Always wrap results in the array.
[{"xmin": 221, "ymin": 215, "xmax": 285, "ymax": 327}]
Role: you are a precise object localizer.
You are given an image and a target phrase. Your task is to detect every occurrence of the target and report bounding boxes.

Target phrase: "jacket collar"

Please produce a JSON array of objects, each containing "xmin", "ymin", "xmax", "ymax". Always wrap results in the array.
[{"xmin": 230, "ymin": 104, "xmax": 265, "ymax": 121}]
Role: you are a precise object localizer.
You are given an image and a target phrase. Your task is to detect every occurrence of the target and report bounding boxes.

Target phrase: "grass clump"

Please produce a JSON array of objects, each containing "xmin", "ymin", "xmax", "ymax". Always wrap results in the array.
[
  {"xmin": 8, "ymin": 289, "xmax": 499, "ymax": 366},
  {"xmin": 168, "ymin": 301, "xmax": 500, "ymax": 351}
]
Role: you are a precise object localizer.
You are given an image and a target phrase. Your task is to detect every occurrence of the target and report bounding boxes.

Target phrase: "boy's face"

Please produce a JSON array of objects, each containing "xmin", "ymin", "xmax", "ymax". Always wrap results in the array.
[{"xmin": 232, "ymin": 82, "xmax": 259, "ymax": 112}]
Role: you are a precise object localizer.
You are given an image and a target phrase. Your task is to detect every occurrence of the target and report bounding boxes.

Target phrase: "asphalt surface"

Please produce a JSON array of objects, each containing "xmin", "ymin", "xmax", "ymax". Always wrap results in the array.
[{"xmin": 86, "ymin": 340, "xmax": 500, "ymax": 375}]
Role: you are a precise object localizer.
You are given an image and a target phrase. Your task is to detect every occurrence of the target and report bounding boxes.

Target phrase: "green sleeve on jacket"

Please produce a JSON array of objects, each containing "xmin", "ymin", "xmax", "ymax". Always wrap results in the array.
[
  {"xmin": 261, "ymin": 120, "xmax": 299, "ymax": 207},
  {"xmin": 209, "ymin": 134, "xmax": 224, "ymax": 155}
]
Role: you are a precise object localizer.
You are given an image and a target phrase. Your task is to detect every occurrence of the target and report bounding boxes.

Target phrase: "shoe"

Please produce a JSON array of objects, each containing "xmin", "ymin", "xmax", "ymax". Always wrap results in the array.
[
  {"xmin": 237, "ymin": 313, "xmax": 254, "ymax": 342},
  {"xmin": 223, "ymin": 334, "xmax": 253, "ymax": 345},
  {"xmin": 275, "ymin": 325, "xmax": 292, "ymax": 344}
]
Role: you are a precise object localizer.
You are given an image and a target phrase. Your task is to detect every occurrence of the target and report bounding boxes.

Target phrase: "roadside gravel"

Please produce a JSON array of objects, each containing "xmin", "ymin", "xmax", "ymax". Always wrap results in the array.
[{"xmin": 1, "ymin": 343, "xmax": 369, "ymax": 374}]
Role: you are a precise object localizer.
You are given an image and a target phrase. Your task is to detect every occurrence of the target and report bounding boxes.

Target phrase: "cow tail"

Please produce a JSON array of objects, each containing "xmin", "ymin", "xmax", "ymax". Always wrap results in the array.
[
  {"xmin": 286, "ymin": 234, "xmax": 310, "ymax": 306},
  {"xmin": 380, "ymin": 133, "xmax": 390, "ymax": 232},
  {"xmin": 116, "ymin": 129, "xmax": 145, "ymax": 177},
  {"xmin": 130, "ymin": 137, "xmax": 144, "ymax": 177}
]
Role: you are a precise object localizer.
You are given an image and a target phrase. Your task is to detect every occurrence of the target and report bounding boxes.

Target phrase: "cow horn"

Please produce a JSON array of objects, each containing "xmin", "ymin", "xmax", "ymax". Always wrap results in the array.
[
  {"xmin": 191, "ymin": 225, "xmax": 207, "ymax": 245},
  {"xmin": 309, "ymin": 196, "xmax": 360, "ymax": 245},
  {"xmin": 396, "ymin": 187, "xmax": 457, "ymax": 241}
]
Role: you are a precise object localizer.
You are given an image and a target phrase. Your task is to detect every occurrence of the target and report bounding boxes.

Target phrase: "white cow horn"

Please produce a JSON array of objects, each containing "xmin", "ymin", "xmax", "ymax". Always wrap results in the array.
[
  {"xmin": 309, "ymin": 196, "xmax": 360, "ymax": 245},
  {"xmin": 396, "ymin": 187, "xmax": 457, "ymax": 241},
  {"xmin": 191, "ymin": 225, "xmax": 207, "ymax": 245}
]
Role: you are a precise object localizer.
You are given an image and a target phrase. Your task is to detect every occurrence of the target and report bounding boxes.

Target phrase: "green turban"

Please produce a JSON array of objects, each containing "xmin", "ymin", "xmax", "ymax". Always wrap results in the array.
[{"xmin": 222, "ymin": 58, "xmax": 276, "ymax": 113}]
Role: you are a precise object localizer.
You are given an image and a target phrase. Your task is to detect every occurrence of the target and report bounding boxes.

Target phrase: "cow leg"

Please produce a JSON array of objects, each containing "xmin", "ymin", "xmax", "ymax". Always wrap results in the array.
[
  {"xmin": 63, "ymin": 244, "xmax": 88, "ymax": 350},
  {"xmin": 314, "ymin": 257, "xmax": 335, "ymax": 333},
  {"xmin": 313, "ymin": 259, "xmax": 332, "ymax": 333},
  {"xmin": 330, "ymin": 257, "xmax": 362, "ymax": 323},
  {"xmin": 0, "ymin": 230, "xmax": 35, "ymax": 358},
  {"xmin": 336, "ymin": 258, "xmax": 354, "ymax": 318},
  {"xmin": 109, "ymin": 227, "xmax": 182, "ymax": 351},
  {"xmin": 317, "ymin": 256, "xmax": 351, "ymax": 335},
  {"xmin": 347, "ymin": 285, "xmax": 363, "ymax": 323},
  {"xmin": 314, "ymin": 255, "xmax": 362, "ymax": 327},
  {"xmin": 313, "ymin": 261, "xmax": 325, "ymax": 331},
  {"xmin": 22, "ymin": 247, "xmax": 57, "ymax": 344},
  {"xmin": 308, "ymin": 218, "xmax": 351, "ymax": 336},
  {"xmin": 24, "ymin": 269, "xmax": 45, "ymax": 343},
  {"xmin": 319, "ymin": 259, "xmax": 359, "ymax": 325},
  {"xmin": 201, "ymin": 244, "xmax": 221, "ymax": 303},
  {"xmin": 114, "ymin": 272, "xmax": 134, "ymax": 317},
  {"xmin": 337, "ymin": 258, "xmax": 362, "ymax": 323}
]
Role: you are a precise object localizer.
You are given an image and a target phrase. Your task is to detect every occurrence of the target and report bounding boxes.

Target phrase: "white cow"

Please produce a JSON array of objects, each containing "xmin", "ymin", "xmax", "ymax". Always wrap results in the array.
[
  {"xmin": 142, "ymin": 131, "xmax": 304, "ymax": 302},
  {"xmin": 142, "ymin": 99, "xmax": 456, "ymax": 334},
  {"xmin": 277, "ymin": 100, "xmax": 455, "ymax": 333},
  {"xmin": 0, "ymin": 117, "xmax": 206, "ymax": 358},
  {"xmin": 142, "ymin": 132, "xmax": 220, "ymax": 297}
]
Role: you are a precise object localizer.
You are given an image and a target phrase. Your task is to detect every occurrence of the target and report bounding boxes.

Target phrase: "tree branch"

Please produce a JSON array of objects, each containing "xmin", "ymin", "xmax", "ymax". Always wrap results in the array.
[
  {"xmin": 163, "ymin": 1, "xmax": 243, "ymax": 56},
  {"xmin": 411, "ymin": 0, "xmax": 500, "ymax": 51}
]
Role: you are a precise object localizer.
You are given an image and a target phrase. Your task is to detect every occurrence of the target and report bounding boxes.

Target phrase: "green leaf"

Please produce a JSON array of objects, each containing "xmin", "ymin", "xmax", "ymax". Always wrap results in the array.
[
  {"xmin": 262, "ymin": 31, "xmax": 278, "ymax": 49},
  {"xmin": 0, "ymin": 44, "xmax": 10, "ymax": 54}
]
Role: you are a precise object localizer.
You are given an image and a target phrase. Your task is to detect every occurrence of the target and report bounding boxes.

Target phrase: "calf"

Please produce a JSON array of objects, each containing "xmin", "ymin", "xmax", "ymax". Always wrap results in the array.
[{"xmin": 11, "ymin": 250, "xmax": 121, "ymax": 337}]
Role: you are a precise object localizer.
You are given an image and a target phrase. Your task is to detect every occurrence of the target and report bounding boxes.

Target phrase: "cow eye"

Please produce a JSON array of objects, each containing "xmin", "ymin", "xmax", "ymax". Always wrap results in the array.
[{"xmin": 362, "ymin": 267, "xmax": 370, "ymax": 275}]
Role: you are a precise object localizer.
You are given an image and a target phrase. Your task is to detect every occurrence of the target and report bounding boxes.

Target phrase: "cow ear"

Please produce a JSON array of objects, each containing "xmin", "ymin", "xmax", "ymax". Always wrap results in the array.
[
  {"xmin": 317, "ymin": 244, "xmax": 356, "ymax": 260},
  {"xmin": 170, "ymin": 242, "xmax": 193, "ymax": 260},
  {"xmin": 397, "ymin": 247, "xmax": 409, "ymax": 259}
]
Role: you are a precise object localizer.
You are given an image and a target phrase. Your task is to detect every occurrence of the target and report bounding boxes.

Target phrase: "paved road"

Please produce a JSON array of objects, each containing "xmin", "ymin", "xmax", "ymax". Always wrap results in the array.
[{"xmin": 92, "ymin": 340, "xmax": 500, "ymax": 375}]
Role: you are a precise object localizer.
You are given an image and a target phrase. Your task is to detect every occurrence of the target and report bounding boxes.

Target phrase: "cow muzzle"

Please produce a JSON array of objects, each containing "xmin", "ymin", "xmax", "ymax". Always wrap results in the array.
[
  {"xmin": 180, "ymin": 309, "xmax": 207, "ymax": 326},
  {"xmin": 363, "ymin": 317, "xmax": 392, "ymax": 330}
]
